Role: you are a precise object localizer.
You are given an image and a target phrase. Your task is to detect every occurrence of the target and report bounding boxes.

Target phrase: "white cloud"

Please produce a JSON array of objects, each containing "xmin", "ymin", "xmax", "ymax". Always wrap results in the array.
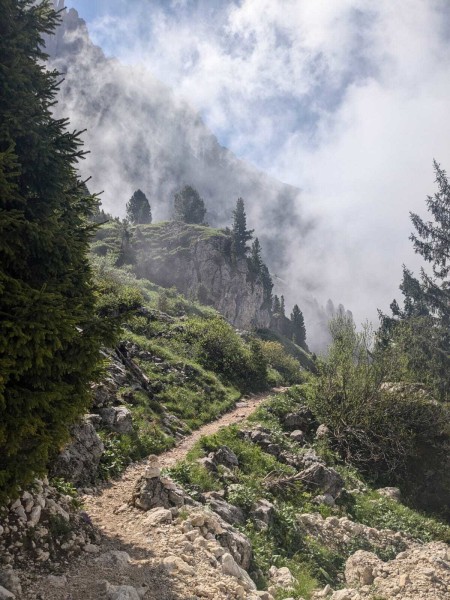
[{"xmin": 70, "ymin": 0, "xmax": 450, "ymax": 324}]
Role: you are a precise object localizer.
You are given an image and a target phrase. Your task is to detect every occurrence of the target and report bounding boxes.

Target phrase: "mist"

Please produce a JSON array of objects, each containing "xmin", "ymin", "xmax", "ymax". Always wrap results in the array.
[{"xmin": 50, "ymin": 0, "xmax": 450, "ymax": 343}]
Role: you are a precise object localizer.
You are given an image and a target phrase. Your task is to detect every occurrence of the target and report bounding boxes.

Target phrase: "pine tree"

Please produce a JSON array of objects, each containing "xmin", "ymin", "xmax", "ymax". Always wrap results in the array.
[
  {"xmin": 379, "ymin": 161, "xmax": 450, "ymax": 400},
  {"xmin": 250, "ymin": 237, "xmax": 263, "ymax": 273},
  {"xmin": 291, "ymin": 304, "xmax": 307, "ymax": 349},
  {"xmin": 0, "ymin": 0, "xmax": 103, "ymax": 499},
  {"xmin": 232, "ymin": 198, "xmax": 254, "ymax": 258},
  {"xmin": 126, "ymin": 189, "xmax": 152, "ymax": 224},
  {"xmin": 260, "ymin": 264, "xmax": 274, "ymax": 304},
  {"xmin": 280, "ymin": 295, "xmax": 286, "ymax": 317},
  {"xmin": 173, "ymin": 185, "xmax": 206, "ymax": 224},
  {"xmin": 272, "ymin": 295, "xmax": 281, "ymax": 314}
]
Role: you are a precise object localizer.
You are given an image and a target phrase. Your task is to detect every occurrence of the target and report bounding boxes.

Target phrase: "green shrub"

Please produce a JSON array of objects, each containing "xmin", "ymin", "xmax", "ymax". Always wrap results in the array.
[
  {"xmin": 181, "ymin": 316, "xmax": 268, "ymax": 391},
  {"xmin": 310, "ymin": 315, "xmax": 450, "ymax": 484},
  {"xmin": 259, "ymin": 341, "xmax": 303, "ymax": 384}
]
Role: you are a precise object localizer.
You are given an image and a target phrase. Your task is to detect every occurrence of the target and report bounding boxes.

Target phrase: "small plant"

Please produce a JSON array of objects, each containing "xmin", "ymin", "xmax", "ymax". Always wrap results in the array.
[
  {"xmin": 50, "ymin": 478, "xmax": 82, "ymax": 509},
  {"xmin": 98, "ymin": 433, "xmax": 133, "ymax": 480}
]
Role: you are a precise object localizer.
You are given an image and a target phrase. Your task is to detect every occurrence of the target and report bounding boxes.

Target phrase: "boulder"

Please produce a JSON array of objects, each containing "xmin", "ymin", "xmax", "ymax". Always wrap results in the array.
[
  {"xmin": 315, "ymin": 424, "xmax": 330, "ymax": 439},
  {"xmin": 132, "ymin": 474, "xmax": 185, "ymax": 510},
  {"xmin": 204, "ymin": 495, "xmax": 245, "ymax": 525},
  {"xmin": 345, "ymin": 551, "xmax": 381, "ymax": 586},
  {"xmin": 251, "ymin": 499, "xmax": 274, "ymax": 528},
  {"xmin": 98, "ymin": 406, "xmax": 133, "ymax": 434},
  {"xmin": 290, "ymin": 430, "xmax": 305, "ymax": 443},
  {"xmin": 299, "ymin": 463, "xmax": 344, "ymax": 498},
  {"xmin": 217, "ymin": 528, "xmax": 252, "ymax": 570},
  {"xmin": 268, "ymin": 565, "xmax": 295, "ymax": 591},
  {"xmin": 283, "ymin": 407, "xmax": 315, "ymax": 431},
  {"xmin": 210, "ymin": 446, "xmax": 239, "ymax": 469},
  {"xmin": 221, "ymin": 553, "xmax": 256, "ymax": 590},
  {"xmin": 50, "ymin": 418, "xmax": 104, "ymax": 485}
]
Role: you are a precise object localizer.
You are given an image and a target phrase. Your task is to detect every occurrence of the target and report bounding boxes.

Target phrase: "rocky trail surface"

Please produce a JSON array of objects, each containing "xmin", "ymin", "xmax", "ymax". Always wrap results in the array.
[{"xmin": 16, "ymin": 390, "xmax": 286, "ymax": 600}]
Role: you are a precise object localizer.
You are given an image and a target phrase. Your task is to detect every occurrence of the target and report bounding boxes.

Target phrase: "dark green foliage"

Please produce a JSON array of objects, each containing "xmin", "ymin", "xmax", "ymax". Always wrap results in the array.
[
  {"xmin": 291, "ymin": 304, "xmax": 307, "ymax": 350},
  {"xmin": 273, "ymin": 295, "xmax": 281, "ymax": 314},
  {"xmin": 249, "ymin": 237, "xmax": 273, "ymax": 303},
  {"xmin": 280, "ymin": 295, "xmax": 285, "ymax": 317},
  {"xmin": 115, "ymin": 220, "xmax": 136, "ymax": 266},
  {"xmin": 250, "ymin": 237, "xmax": 263, "ymax": 271},
  {"xmin": 126, "ymin": 189, "xmax": 152, "ymax": 225},
  {"xmin": 379, "ymin": 161, "xmax": 450, "ymax": 401},
  {"xmin": 310, "ymin": 316, "xmax": 450, "ymax": 488},
  {"xmin": 173, "ymin": 185, "xmax": 206, "ymax": 224},
  {"xmin": 232, "ymin": 197, "xmax": 253, "ymax": 258},
  {"xmin": 181, "ymin": 316, "xmax": 268, "ymax": 392},
  {"xmin": 0, "ymin": 0, "xmax": 104, "ymax": 500}
]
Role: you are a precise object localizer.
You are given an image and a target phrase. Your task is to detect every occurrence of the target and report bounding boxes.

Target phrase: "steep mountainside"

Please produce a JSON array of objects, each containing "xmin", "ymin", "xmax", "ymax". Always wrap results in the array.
[{"xmin": 45, "ymin": 4, "xmax": 307, "ymax": 275}]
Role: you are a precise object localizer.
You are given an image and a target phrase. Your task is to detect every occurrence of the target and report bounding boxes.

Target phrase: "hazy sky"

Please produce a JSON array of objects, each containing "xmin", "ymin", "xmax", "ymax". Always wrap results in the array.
[{"xmin": 65, "ymin": 0, "xmax": 450, "ymax": 323}]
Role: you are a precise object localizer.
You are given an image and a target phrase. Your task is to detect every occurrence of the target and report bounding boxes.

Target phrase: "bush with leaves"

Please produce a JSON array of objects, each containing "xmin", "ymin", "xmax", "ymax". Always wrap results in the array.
[
  {"xmin": 181, "ymin": 316, "xmax": 268, "ymax": 392},
  {"xmin": 310, "ymin": 315, "xmax": 450, "ymax": 484}
]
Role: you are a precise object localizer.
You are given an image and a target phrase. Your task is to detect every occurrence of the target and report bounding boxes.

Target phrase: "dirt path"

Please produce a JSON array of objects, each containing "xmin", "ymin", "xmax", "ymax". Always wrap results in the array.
[
  {"xmin": 86, "ymin": 388, "xmax": 286, "ymax": 518},
  {"xmin": 26, "ymin": 389, "xmax": 286, "ymax": 600}
]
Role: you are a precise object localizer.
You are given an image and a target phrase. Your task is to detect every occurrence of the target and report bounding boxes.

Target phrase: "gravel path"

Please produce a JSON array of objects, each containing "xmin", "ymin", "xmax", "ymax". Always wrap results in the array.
[{"xmin": 25, "ymin": 389, "xmax": 286, "ymax": 600}]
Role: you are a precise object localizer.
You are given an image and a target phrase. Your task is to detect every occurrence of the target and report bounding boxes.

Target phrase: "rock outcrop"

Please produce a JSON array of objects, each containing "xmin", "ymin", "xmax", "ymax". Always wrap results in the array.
[{"xmin": 134, "ymin": 222, "xmax": 271, "ymax": 330}]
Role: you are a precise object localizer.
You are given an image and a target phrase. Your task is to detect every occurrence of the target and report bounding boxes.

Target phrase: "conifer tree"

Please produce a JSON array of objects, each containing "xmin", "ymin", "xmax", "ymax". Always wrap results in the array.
[
  {"xmin": 232, "ymin": 198, "xmax": 254, "ymax": 258},
  {"xmin": 173, "ymin": 185, "xmax": 206, "ymax": 224},
  {"xmin": 126, "ymin": 189, "xmax": 152, "ymax": 224},
  {"xmin": 291, "ymin": 304, "xmax": 307, "ymax": 349},
  {"xmin": 260, "ymin": 264, "xmax": 274, "ymax": 304},
  {"xmin": 273, "ymin": 295, "xmax": 281, "ymax": 314},
  {"xmin": 280, "ymin": 295, "xmax": 286, "ymax": 317},
  {"xmin": 250, "ymin": 237, "xmax": 263, "ymax": 273},
  {"xmin": 0, "ymin": 0, "xmax": 103, "ymax": 499},
  {"xmin": 379, "ymin": 161, "xmax": 450, "ymax": 400}
]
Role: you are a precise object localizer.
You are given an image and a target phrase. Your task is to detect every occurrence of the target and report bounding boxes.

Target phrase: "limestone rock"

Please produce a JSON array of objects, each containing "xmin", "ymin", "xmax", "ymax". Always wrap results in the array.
[
  {"xmin": 210, "ymin": 446, "xmax": 239, "ymax": 469},
  {"xmin": 203, "ymin": 495, "xmax": 244, "ymax": 526},
  {"xmin": 50, "ymin": 418, "xmax": 104, "ymax": 485},
  {"xmin": 268, "ymin": 565, "xmax": 295, "ymax": 590},
  {"xmin": 98, "ymin": 406, "xmax": 133, "ymax": 434},
  {"xmin": 143, "ymin": 507, "xmax": 173, "ymax": 526},
  {"xmin": 283, "ymin": 407, "xmax": 315, "ymax": 431},
  {"xmin": 221, "ymin": 553, "xmax": 256, "ymax": 590},
  {"xmin": 345, "ymin": 550, "xmax": 381, "ymax": 586},
  {"xmin": 298, "ymin": 463, "xmax": 344, "ymax": 498},
  {"xmin": 106, "ymin": 583, "xmax": 141, "ymax": 600},
  {"xmin": 132, "ymin": 474, "xmax": 185, "ymax": 510}
]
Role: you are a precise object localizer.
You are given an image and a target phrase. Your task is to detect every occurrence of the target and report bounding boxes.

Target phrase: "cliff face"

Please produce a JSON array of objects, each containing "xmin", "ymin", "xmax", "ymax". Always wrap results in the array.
[{"xmin": 133, "ymin": 222, "xmax": 271, "ymax": 330}]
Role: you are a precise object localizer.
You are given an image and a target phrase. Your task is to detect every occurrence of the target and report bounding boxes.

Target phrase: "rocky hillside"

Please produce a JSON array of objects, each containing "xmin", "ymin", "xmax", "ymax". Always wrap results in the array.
[
  {"xmin": 1, "ymin": 389, "xmax": 449, "ymax": 600},
  {"xmin": 93, "ymin": 220, "xmax": 271, "ymax": 330}
]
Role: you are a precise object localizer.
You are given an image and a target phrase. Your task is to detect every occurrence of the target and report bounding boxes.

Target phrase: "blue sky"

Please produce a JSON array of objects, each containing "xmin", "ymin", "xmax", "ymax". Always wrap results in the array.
[{"xmin": 63, "ymin": 0, "xmax": 450, "ymax": 321}]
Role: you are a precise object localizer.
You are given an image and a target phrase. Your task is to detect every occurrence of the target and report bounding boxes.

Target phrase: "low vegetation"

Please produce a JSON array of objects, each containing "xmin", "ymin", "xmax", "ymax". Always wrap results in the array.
[{"xmin": 168, "ymin": 389, "xmax": 450, "ymax": 598}]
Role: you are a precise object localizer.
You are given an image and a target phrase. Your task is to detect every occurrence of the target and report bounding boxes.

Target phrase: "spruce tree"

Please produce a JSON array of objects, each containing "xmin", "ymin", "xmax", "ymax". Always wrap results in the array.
[
  {"xmin": 0, "ymin": 0, "xmax": 103, "ymax": 499},
  {"xmin": 232, "ymin": 197, "xmax": 254, "ymax": 258},
  {"xmin": 272, "ymin": 295, "xmax": 281, "ymax": 314},
  {"xmin": 126, "ymin": 189, "xmax": 152, "ymax": 225},
  {"xmin": 291, "ymin": 304, "xmax": 307, "ymax": 349},
  {"xmin": 379, "ymin": 161, "xmax": 450, "ymax": 400},
  {"xmin": 173, "ymin": 185, "xmax": 206, "ymax": 224},
  {"xmin": 280, "ymin": 295, "xmax": 286, "ymax": 317},
  {"xmin": 250, "ymin": 237, "xmax": 263, "ymax": 273}
]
